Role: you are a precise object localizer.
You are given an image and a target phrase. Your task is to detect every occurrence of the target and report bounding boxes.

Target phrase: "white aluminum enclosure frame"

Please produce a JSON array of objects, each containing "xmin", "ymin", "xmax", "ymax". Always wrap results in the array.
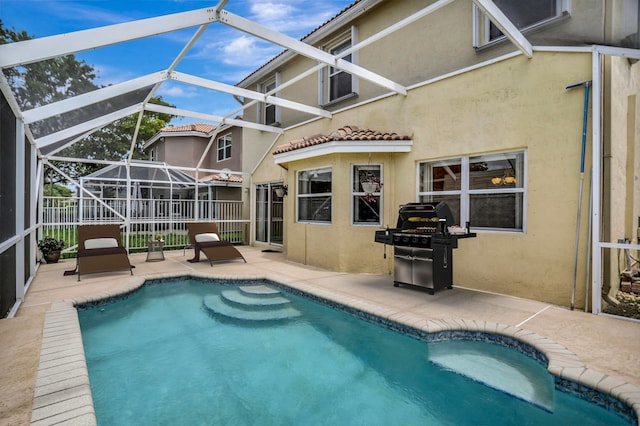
[
  {"xmin": 0, "ymin": 0, "xmax": 562, "ymax": 318},
  {"xmin": 589, "ymin": 45, "xmax": 640, "ymax": 315},
  {"xmin": 0, "ymin": 0, "xmax": 533, "ymax": 157}
]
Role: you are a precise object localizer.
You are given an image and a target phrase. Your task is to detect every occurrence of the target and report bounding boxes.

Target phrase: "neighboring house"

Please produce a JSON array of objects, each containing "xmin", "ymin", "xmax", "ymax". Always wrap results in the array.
[
  {"xmin": 239, "ymin": 0, "xmax": 640, "ymax": 311},
  {"xmin": 143, "ymin": 123, "xmax": 244, "ymax": 201}
]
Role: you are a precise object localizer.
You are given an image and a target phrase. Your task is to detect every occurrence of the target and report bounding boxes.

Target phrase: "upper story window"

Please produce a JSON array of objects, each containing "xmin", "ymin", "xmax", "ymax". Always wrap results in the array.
[
  {"xmin": 217, "ymin": 133, "xmax": 232, "ymax": 161},
  {"xmin": 260, "ymin": 75, "xmax": 280, "ymax": 126},
  {"xmin": 149, "ymin": 148, "xmax": 156, "ymax": 162},
  {"xmin": 418, "ymin": 150, "xmax": 526, "ymax": 232},
  {"xmin": 320, "ymin": 28, "xmax": 359, "ymax": 106},
  {"xmin": 474, "ymin": 0, "xmax": 570, "ymax": 47},
  {"xmin": 297, "ymin": 167, "xmax": 332, "ymax": 223},
  {"xmin": 352, "ymin": 164, "xmax": 382, "ymax": 226}
]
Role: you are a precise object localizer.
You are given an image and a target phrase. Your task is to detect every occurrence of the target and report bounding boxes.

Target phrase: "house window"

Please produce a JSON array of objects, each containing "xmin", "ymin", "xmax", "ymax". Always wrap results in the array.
[
  {"xmin": 149, "ymin": 148, "xmax": 155, "ymax": 162},
  {"xmin": 320, "ymin": 28, "xmax": 358, "ymax": 105},
  {"xmin": 260, "ymin": 75, "xmax": 279, "ymax": 126},
  {"xmin": 217, "ymin": 134, "xmax": 232, "ymax": 161},
  {"xmin": 352, "ymin": 164, "xmax": 382, "ymax": 225},
  {"xmin": 296, "ymin": 167, "xmax": 332, "ymax": 223},
  {"xmin": 418, "ymin": 150, "xmax": 526, "ymax": 231},
  {"xmin": 474, "ymin": 0, "xmax": 570, "ymax": 46}
]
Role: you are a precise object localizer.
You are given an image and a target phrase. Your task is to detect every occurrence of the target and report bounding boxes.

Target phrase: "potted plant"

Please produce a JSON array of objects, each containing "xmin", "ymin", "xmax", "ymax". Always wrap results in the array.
[
  {"xmin": 361, "ymin": 180, "xmax": 378, "ymax": 194},
  {"xmin": 37, "ymin": 236, "xmax": 65, "ymax": 263},
  {"xmin": 360, "ymin": 172, "xmax": 383, "ymax": 203},
  {"xmin": 275, "ymin": 185, "xmax": 288, "ymax": 198}
]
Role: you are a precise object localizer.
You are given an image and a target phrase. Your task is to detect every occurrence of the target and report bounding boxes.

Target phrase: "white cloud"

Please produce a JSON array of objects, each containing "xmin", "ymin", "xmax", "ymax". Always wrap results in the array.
[
  {"xmin": 191, "ymin": 35, "xmax": 282, "ymax": 71},
  {"xmin": 250, "ymin": 2, "xmax": 296, "ymax": 23},
  {"xmin": 223, "ymin": 36, "xmax": 280, "ymax": 66},
  {"xmin": 91, "ymin": 63, "xmax": 136, "ymax": 87},
  {"xmin": 246, "ymin": 0, "xmax": 346, "ymax": 36},
  {"xmin": 156, "ymin": 83, "xmax": 199, "ymax": 99}
]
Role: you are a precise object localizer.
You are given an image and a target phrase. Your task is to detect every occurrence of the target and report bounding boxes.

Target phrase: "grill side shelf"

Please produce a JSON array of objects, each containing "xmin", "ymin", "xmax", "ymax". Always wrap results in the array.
[{"xmin": 374, "ymin": 229, "xmax": 395, "ymax": 245}]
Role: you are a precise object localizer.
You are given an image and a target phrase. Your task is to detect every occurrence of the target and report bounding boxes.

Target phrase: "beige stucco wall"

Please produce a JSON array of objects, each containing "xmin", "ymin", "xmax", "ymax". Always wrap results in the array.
[
  {"xmin": 162, "ymin": 136, "xmax": 208, "ymax": 174},
  {"xmin": 242, "ymin": 0, "xmax": 614, "ymax": 129},
  {"xmin": 252, "ymin": 51, "xmax": 598, "ymax": 308}
]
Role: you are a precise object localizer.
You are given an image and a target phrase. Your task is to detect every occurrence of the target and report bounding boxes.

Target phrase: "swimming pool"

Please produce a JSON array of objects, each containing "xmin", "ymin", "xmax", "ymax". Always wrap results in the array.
[{"xmin": 77, "ymin": 277, "xmax": 634, "ymax": 425}]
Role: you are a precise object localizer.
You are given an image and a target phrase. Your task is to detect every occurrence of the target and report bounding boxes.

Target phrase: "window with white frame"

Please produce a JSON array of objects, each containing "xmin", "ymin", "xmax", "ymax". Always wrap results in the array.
[
  {"xmin": 260, "ymin": 76, "xmax": 279, "ymax": 125},
  {"xmin": 352, "ymin": 164, "xmax": 382, "ymax": 225},
  {"xmin": 149, "ymin": 148, "xmax": 156, "ymax": 162},
  {"xmin": 418, "ymin": 150, "xmax": 526, "ymax": 231},
  {"xmin": 297, "ymin": 167, "xmax": 332, "ymax": 223},
  {"xmin": 320, "ymin": 28, "xmax": 358, "ymax": 105},
  {"xmin": 217, "ymin": 133, "xmax": 232, "ymax": 161},
  {"xmin": 474, "ymin": 0, "xmax": 570, "ymax": 46}
]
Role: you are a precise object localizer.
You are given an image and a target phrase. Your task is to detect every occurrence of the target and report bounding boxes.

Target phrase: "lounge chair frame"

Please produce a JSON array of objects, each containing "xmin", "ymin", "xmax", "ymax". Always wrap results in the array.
[
  {"xmin": 74, "ymin": 224, "xmax": 134, "ymax": 281},
  {"xmin": 186, "ymin": 222, "xmax": 246, "ymax": 265}
]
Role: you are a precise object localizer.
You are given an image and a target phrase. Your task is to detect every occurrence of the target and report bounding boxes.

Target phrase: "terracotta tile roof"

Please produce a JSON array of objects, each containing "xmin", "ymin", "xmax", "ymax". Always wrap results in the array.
[
  {"xmin": 273, "ymin": 125, "xmax": 411, "ymax": 155},
  {"xmin": 161, "ymin": 123, "xmax": 217, "ymax": 134},
  {"xmin": 200, "ymin": 173, "xmax": 243, "ymax": 183}
]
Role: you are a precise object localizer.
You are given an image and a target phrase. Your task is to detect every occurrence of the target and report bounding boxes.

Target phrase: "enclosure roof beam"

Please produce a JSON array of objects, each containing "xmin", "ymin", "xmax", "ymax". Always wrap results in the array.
[
  {"xmin": 218, "ymin": 10, "xmax": 407, "ymax": 95},
  {"xmin": 233, "ymin": 0, "xmax": 456, "ymax": 117},
  {"xmin": 472, "ymin": 0, "xmax": 533, "ymax": 58},
  {"xmin": 0, "ymin": 8, "xmax": 219, "ymax": 68},
  {"xmin": 170, "ymin": 71, "xmax": 332, "ymax": 118},
  {"xmin": 214, "ymin": 0, "xmax": 230, "ymax": 13},
  {"xmin": 233, "ymin": 1, "xmax": 454, "ymax": 113},
  {"xmin": 222, "ymin": 63, "xmax": 325, "ymax": 121},
  {"xmin": 143, "ymin": 103, "xmax": 284, "ymax": 134},
  {"xmin": 44, "ymin": 127, "xmax": 103, "ymax": 158},
  {"xmin": 342, "ymin": 0, "xmax": 456, "ymax": 57},
  {"xmin": 23, "ymin": 72, "xmax": 165, "ymax": 124},
  {"xmin": 36, "ymin": 104, "xmax": 143, "ymax": 149}
]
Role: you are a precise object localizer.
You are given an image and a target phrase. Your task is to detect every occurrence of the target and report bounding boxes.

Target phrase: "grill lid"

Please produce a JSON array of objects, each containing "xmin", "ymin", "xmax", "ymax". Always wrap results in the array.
[{"xmin": 396, "ymin": 202, "xmax": 455, "ymax": 231}]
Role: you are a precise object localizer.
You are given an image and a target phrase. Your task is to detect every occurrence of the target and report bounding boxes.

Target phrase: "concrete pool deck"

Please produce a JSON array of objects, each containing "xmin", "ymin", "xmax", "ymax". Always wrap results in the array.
[{"xmin": 1, "ymin": 246, "xmax": 639, "ymax": 425}]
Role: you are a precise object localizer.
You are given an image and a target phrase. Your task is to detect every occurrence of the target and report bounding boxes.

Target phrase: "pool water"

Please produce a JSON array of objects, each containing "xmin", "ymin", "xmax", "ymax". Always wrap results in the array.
[{"xmin": 78, "ymin": 279, "xmax": 631, "ymax": 425}]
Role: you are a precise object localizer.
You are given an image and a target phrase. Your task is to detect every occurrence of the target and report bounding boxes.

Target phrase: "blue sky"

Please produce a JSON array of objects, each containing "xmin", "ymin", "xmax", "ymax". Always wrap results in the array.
[{"xmin": 0, "ymin": 0, "xmax": 354, "ymax": 124}]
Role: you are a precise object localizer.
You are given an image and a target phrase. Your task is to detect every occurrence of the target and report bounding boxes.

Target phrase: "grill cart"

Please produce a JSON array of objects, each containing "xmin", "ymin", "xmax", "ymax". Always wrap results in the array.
[{"xmin": 375, "ymin": 202, "xmax": 476, "ymax": 294}]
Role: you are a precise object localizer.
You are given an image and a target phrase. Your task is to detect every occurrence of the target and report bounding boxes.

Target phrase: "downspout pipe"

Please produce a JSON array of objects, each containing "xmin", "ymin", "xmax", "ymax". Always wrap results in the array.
[{"xmin": 566, "ymin": 80, "xmax": 591, "ymax": 311}]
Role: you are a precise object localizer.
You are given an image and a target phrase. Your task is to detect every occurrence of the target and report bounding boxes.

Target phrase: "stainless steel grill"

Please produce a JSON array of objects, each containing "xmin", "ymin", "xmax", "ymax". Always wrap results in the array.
[{"xmin": 374, "ymin": 202, "xmax": 476, "ymax": 294}]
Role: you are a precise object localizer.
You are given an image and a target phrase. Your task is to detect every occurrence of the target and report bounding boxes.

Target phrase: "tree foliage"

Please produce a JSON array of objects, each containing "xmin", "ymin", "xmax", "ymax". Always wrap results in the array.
[
  {"xmin": 0, "ymin": 20, "xmax": 176, "ymax": 183},
  {"xmin": 44, "ymin": 183, "xmax": 74, "ymax": 198},
  {"xmin": 56, "ymin": 105, "xmax": 175, "ymax": 177},
  {"xmin": 0, "ymin": 20, "xmax": 98, "ymax": 111}
]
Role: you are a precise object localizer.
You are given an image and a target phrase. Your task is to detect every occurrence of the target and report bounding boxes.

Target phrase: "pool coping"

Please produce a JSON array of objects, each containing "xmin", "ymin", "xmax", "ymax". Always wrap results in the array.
[{"xmin": 30, "ymin": 271, "xmax": 640, "ymax": 425}]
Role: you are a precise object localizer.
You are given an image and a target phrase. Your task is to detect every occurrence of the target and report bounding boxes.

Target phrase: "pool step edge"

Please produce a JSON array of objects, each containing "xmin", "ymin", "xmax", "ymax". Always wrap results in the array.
[{"xmin": 203, "ymin": 294, "xmax": 301, "ymax": 322}]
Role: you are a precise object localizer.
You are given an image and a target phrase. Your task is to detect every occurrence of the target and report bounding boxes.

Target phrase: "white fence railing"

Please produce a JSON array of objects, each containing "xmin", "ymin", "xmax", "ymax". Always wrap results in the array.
[{"xmin": 42, "ymin": 197, "xmax": 247, "ymax": 253}]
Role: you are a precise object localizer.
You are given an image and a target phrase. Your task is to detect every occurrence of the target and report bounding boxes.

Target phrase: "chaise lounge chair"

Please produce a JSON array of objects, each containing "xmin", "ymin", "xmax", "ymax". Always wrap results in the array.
[
  {"xmin": 65, "ymin": 224, "xmax": 134, "ymax": 281},
  {"xmin": 186, "ymin": 222, "xmax": 246, "ymax": 266}
]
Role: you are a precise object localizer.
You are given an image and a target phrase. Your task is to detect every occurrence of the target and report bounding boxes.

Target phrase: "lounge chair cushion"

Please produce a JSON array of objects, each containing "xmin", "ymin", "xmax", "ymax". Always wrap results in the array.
[
  {"xmin": 195, "ymin": 233, "xmax": 220, "ymax": 243},
  {"xmin": 84, "ymin": 237, "xmax": 119, "ymax": 250},
  {"xmin": 78, "ymin": 246, "xmax": 128, "ymax": 257}
]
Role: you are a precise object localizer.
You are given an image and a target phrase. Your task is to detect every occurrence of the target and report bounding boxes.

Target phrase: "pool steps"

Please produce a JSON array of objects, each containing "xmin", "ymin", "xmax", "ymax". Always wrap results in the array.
[
  {"xmin": 428, "ymin": 340, "xmax": 554, "ymax": 412},
  {"xmin": 203, "ymin": 285, "xmax": 302, "ymax": 321}
]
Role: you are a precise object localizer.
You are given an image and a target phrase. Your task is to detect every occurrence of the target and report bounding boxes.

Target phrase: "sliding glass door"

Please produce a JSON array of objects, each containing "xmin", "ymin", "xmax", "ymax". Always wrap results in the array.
[{"xmin": 255, "ymin": 183, "xmax": 284, "ymax": 246}]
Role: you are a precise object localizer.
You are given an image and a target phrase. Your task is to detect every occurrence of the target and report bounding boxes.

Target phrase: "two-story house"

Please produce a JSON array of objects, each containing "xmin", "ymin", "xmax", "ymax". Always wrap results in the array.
[
  {"xmin": 143, "ymin": 123, "xmax": 243, "ymax": 201},
  {"xmin": 1, "ymin": 0, "xmax": 638, "ymax": 318},
  {"xmin": 238, "ymin": 0, "xmax": 640, "ymax": 312}
]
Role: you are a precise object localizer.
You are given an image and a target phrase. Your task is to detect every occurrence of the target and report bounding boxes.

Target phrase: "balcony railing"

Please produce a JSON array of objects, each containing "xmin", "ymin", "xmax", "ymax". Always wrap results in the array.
[{"xmin": 42, "ymin": 196, "xmax": 247, "ymax": 254}]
